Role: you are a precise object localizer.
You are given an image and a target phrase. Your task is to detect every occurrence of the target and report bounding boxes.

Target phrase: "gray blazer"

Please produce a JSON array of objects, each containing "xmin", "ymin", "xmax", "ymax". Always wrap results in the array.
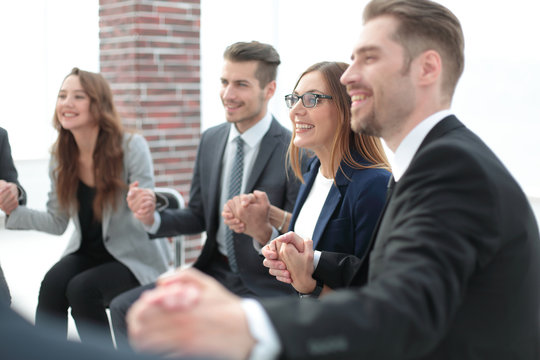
[{"xmin": 6, "ymin": 133, "xmax": 171, "ymax": 285}]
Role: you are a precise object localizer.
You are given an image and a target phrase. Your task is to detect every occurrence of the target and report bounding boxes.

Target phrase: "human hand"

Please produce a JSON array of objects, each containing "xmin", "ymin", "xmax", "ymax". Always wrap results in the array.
[
  {"xmin": 222, "ymin": 197, "xmax": 247, "ymax": 233},
  {"xmin": 127, "ymin": 181, "xmax": 156, "ymax": 226},
  {"xmin": 223, "ymin": 190, "xmax": 273, "ymax": 245},
  {"xmin": 280, "ymin": 238, "xmax": 316, "ymax": 294},
  {"xmin": 127, "ymin": 268, "xmax": 255, "ymax": 359},
  {"xmin": 262, "ymin": 231, "xmax": 306, "ymax": 284},
  {"xmin": 0, "ymin": 180, "xmax": 20, "ymax": 215}
]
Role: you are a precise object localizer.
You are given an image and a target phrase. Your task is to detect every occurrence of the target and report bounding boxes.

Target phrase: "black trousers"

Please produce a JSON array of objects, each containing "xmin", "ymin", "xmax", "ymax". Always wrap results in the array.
[{"xmin": 35, "ymin": 253, "xmax": 140, "ymax": 347}]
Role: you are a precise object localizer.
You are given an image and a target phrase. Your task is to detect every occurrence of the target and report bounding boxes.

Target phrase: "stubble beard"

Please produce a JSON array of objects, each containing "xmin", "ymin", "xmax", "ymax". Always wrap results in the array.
[{"xmin": 351, "ymin": 107, "xmax": 382, "ymax": 138}]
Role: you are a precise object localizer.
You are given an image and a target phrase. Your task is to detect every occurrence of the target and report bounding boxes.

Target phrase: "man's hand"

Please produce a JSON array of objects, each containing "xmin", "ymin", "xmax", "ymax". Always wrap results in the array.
[
  {"xmin": 222, "ymin": 190, "xmax": 273, "ymax": 245},
  {"xmin": 127, "ymin": 181, "xmax": 156, "ymax": 226},
  {"xmin": 222, "ymin": 201, "xmax": 247, "ymax": 233},
  {"xmin": 127, "ymin": 268, "xmax": 255, "ymax": 359},
  {"xmin": 263, "ymin": 231, "xmax": 306, "ymax": 284},
  {"xmin": 0, "ymin": 180, "xmax": 20, "ymax": 215},
  {"xmin": 280, "ymin": 238, "xmax": 316, "ymax": 294}
]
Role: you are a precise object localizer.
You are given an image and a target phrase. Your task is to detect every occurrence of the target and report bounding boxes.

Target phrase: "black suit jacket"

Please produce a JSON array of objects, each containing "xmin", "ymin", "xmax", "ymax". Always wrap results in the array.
[
  {"xmin": 155, "ymin": 118, "xmax": 301, "ymax": 297},
  {"xmin": 262, "ymin": 116, "xmax": 540, "ymax": 359},
  {"xmin": 0, "ymin": 127, "xmax": 26, "ymax": 204}
]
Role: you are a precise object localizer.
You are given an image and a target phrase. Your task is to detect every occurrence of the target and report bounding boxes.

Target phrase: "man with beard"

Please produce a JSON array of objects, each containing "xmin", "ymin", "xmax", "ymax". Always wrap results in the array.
[{"xmin": 126, "ymin": 1, "xmax": 540, "ymax": 359}]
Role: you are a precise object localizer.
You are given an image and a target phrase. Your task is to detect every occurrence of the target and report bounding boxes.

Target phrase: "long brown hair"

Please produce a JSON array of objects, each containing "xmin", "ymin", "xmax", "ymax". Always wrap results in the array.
[
  {"xmin": 288, "ymin": 62, "xmax": 390, "ymax": 182},
  {"xmin": 52, "ymin": 67, "xmax": 125, "ymax": 220}
]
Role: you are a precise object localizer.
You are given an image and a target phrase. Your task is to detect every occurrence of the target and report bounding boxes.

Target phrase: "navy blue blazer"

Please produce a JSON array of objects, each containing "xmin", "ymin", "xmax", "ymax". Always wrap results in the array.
[{"xmin": 289, "ymin": 151, "xmax": 390, "ymax": 259}]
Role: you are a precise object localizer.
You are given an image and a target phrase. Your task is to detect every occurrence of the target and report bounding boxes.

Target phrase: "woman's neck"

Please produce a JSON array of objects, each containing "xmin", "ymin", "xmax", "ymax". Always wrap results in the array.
[
  {"xmin": 72, "ymin": 126, "xmax": 99, "ymax": 158},
  {"xmin": 316, "ymin": 150, "xmax": 341, "ymax": 179}
]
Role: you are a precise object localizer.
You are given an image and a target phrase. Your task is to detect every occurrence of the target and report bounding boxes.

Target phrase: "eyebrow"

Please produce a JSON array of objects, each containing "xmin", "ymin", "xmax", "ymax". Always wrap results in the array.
[
  {"xmin": 293, "ymin": 89, "xmax": 325, "ymax": 94},
  {"xmin": 58, "ymin": 89, "xmax": 87, "ymax": 93},
  {"xmin": 351, "ymin": 45, "xmax": 381, "ymax": 59},
  {"xmin": 221, "ymin": 78, "xmax": 251, "ymax": 85}
]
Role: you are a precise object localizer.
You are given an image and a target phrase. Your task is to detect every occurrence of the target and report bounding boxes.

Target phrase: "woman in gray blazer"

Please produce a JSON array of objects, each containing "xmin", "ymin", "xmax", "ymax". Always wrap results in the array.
[{"xmin": 5, "ymin": 68, "xmax": 171, "ymax": 347}]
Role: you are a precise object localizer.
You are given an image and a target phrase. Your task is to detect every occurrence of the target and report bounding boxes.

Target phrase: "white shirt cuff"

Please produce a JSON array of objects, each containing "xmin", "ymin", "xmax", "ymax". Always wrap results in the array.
[
  {"xmin": 252, "ymin": 226, "xmax": 279, "ymax": 254},
  {"xmin": 313, "ymin": 250, "xmax": 321, "ymax": 271},
  {"xmin": 144, "ymin": 211, "xmax": 161, "ymax": 234},
  {"xmin": 241, "ymin": 298, "xmax": 281, "ymax": 360}
]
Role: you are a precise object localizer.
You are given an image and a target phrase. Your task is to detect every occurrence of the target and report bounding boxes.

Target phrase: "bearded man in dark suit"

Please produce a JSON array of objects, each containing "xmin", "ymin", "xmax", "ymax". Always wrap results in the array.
[{"xmin": 126, "ymin": 1, "xmax": 540, "ymax": 359}]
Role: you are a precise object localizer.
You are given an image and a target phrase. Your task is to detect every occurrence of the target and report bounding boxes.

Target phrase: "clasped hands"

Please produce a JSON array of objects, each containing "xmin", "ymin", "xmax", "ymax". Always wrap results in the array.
[
  {"xmin": 0, "ymin": 180, "xmax": 19, "ymax": 215},
  {"xmin": 126, "ymin": 181, "xmax": 156, "ymax": 226},
  {"xmin": 222, "ymin": 191, "xmax": 317, "ymax": 294}
]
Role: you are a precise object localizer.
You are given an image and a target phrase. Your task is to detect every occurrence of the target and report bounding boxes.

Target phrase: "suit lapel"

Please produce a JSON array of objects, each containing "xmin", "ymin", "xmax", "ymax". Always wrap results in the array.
[
  {"xmin": 206, "ymin": 124, "xmax": 229, "ymax": 231},
  {"xmin": 312, "ymin": 184, "xmax": 341, "ymax": 248},
  {"xmin": 289, "ymin": 158, "xmax": 318, "ymax": 231},
  {"xmin": 372, "ymin": 115, "xmax": 463, "ymax": 243},
  {"xmin": 244, "ymin": 118, "xmax": 280, "ymax": 192}
]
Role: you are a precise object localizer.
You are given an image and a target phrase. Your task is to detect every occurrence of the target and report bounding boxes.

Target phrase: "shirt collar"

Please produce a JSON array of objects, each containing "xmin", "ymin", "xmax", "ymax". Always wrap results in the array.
[
  {"xmin": 390, "ymin": 109, "xmax": 453, "ymax": 181},
  {"xmin": 227, "ymin": 112, "xmax": 273, "ymax": 148}
]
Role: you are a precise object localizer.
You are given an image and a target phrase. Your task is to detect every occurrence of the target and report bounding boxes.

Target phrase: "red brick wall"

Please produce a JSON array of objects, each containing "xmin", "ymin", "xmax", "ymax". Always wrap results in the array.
[{"xmin": 99, "ymin": 0, "xmax": 202, "ymax": 263}]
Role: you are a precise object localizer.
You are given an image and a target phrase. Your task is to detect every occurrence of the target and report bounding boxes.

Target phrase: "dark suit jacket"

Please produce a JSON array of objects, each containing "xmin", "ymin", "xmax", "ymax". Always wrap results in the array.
[
  {"xmin": 0, "ymin": 127, "xmax": 26, "ymax": 205},
  {"xmin": 0, "ymin": 127, "xmax": 26, "ymax": 305},
  {"xmin": 289, "ymin": 151, "xmax": 389, "ymax": 270},
  {"xmin": 155, "ymin": 118, "xmax": 302, "ymax": 297},
  {"xmin": 261, "ymin": 116, "xmax": 540, "ymax": 359}
]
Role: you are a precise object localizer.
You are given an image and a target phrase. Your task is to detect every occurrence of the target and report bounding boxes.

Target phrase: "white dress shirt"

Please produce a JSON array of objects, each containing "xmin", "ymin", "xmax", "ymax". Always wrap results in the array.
[
  {"xmin": 146, "ymin": 112, "xmax": 274, "ymax": 257},
  {"xmin": 243, "ymin": 109, "xmax": 454, "ymax": 360}
]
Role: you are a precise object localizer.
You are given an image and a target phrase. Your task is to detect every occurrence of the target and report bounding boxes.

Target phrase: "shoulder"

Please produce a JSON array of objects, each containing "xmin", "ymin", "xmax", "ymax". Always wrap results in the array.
[
  {"xmin": 122, "ymin": 132, "xmax": 148, "ymax": 151},
  {"xmin": 268, "ymin": 117, "xmax": 291, "ymax": 138},
  {"xmin": 0, "ymin": 127, "xmax": 6, "ymax": 138},
  {"xmin": 347, "ymin": 167, "xmax": 390, "ymax": 199},
  {"xmin": 412, "ymin": 126, "xmax": 499, "ymax": 179},
  {"xmin": 202, "ymin": 123, "xmax": 230, "ymax": 137},
  {"xmin": 339, "ymin": 149, "xmax": 391, "ymax": 188}
]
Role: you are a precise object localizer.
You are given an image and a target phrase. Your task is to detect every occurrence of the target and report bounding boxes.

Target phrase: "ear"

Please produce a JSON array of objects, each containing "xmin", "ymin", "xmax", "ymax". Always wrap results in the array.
[
  {"xmin": 418, "ymin": 50, "xmax": 442, "ymax": 87},
  {"xmin": 264, "ymin": 80, "xmax": 277, "ymax": 100}
]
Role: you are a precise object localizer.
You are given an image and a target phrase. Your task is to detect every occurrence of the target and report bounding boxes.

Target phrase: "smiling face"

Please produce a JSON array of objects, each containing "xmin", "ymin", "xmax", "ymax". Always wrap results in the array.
[
  {"xmin": 341, "ymin": 15, "xmax": 416, "ymax": 145},
  {"xmin": 220, "ymin": 60, "xmax": 275, "ymax": 133},
  {"xmin": 55, "ymin": 75, "xmax": 96, "ymax": 133},
  {"xmin": 290, "ymin": 71, "xmax": 338, "ymax": 162}
]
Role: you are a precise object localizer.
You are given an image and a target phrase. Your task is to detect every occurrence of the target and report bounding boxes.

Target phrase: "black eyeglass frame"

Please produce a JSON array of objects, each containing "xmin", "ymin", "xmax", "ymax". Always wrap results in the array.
[{"xmin": 284, "ymin": 92, "xmax": 333, "ymax": 109}]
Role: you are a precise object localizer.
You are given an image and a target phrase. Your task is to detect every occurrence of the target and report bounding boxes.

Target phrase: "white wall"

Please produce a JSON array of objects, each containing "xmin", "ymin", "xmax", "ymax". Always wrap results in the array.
[
  {"xmin": 0, "ymin": 0, "xmax": 99, "ymax": 161},
  {"xmin": 1, "ymin": 0, "xmax": 538, "ymax": 196},
  {"xmin": 201, "ymin": 0, "xmax": 540, "ymax": 198}
]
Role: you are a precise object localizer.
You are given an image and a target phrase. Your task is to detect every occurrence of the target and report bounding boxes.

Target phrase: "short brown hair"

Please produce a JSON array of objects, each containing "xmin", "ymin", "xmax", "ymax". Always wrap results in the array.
[
  {"xmin": 288, "ymin": 62, "xmax": 390, "ymax": 183},
  {"xmin": 364, "ymin": 0, "xmax": 464, "ymax": 101},
  {"xmin": 223, "ymin": 41, "xmax": 281, "ymax": 88}
]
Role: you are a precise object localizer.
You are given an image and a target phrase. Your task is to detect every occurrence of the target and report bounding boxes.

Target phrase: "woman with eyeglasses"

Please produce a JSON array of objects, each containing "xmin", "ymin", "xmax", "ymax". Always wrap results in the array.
[
  {"xmin": 223, "ymin": 61, "xmax": 391, "ymax": 297},
  {"xmin": 4, "ymin": 68, "xmax": 171, "ymax": 346}
]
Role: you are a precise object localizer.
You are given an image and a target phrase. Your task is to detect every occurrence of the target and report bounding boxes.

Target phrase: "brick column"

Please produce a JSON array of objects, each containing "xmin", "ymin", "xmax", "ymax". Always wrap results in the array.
[{"xmin": 99, "ymin": 0, "xmax": 202, "ymax": 263}]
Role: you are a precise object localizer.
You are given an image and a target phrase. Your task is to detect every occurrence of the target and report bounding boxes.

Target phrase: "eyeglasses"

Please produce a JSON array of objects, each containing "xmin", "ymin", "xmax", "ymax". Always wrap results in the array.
[{"xmin": 284, "ymin": 92, "xmax": 333, "ymax": 109}]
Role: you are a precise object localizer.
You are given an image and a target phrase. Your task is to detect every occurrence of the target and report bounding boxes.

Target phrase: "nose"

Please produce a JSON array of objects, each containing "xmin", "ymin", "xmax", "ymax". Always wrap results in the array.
[
  {"xmin": 289, "ymin": 97, "xmax": 306, "ymax": 119},
  {"xmin": 221, "ymin": 84, "xmax": 235, "ymax": 100},
  {"xmin": 340, "ymin": 64, "xmax": 353, "ymax": 86}
]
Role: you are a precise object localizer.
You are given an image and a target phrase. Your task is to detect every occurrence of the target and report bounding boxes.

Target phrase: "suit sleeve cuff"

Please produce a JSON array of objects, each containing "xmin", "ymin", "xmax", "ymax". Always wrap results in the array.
[
  {"xmin": 241, "ymin": 298, "xmax": 281, "ymax": 360},
  {"xmin": 144, "ymin": 211, "xmax": 161, "ymax": 234}
]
